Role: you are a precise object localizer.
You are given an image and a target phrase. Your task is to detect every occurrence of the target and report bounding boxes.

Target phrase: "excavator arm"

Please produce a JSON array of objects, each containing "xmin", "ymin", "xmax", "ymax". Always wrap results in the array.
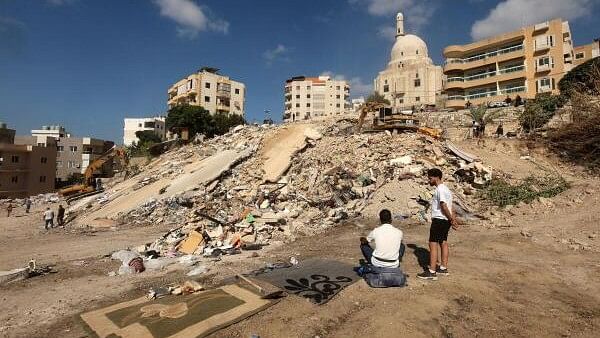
[{"xmin": 356, "ymin": 102, "xmax": 385, "ymax": 132}]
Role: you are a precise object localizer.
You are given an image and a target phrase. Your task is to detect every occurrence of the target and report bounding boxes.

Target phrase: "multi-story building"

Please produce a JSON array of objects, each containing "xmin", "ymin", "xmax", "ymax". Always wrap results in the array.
[
  {"xmin": 123, "ymin": 117, "xmax": 166, "ymax": 146},
  {"xmin": 283, "ymin": 75, "xmax": 351, "ymax": 122},
  {"xmin": 573, "ymin": 39, "xmax": 600, "ymax": 66},
  {"xmin": 167, "ymin": 67, "xmax": 245, "ymax": 116},
  {"xmin": 443, "ymin": 18, "xmax": 575, "ymax": 109},
  {"xmin": 0, "ymin": 123, "xmax": 56, "ymax": 198},
  {"xmin": 31, "ymin": 125, "xmax": 114, "ymax": 184},
  {"xmin": 374, "ymin": 13, "xmax": 444, "ymax": 110}
]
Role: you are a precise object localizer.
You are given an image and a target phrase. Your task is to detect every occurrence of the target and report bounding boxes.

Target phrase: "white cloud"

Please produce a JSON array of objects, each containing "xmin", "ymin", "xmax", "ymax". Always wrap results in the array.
[
  {"xmin": 263, "ymin": 44, "xmax": 289, "ymax": 65},
  {"xmin": 471, "ymin": 0, "xmax": 598, "ymax": 40},
  {"xmin": 353, "ymin": 0, "xmax": 437, "ymax": 32},
  {"xmin": 320, "ymin": 71, "xmax": 373, "ymax": 97},
  {"xmin": 153, "ymin": 0, "xmax": 229, "ymax": 38}
]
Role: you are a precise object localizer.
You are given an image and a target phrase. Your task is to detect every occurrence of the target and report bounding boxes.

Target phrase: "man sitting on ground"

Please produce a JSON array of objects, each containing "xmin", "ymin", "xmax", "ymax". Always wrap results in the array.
[{"xmin": 357, "ymin": 209, "xmax": 406, "ymax": 287}]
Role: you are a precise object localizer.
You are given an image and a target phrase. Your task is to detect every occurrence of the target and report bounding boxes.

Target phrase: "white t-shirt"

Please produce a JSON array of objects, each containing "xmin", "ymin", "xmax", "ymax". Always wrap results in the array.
[
  {"xmin": 44, "ymin": 210, "xmax": 54, "ymax": 220},
  {"xmin": 431, "ymin": 183, "xmax": 453, "ymax": 220},
  {"xmin": 366, "ymin": 224, "xmax": 403, "ymax": 268}
]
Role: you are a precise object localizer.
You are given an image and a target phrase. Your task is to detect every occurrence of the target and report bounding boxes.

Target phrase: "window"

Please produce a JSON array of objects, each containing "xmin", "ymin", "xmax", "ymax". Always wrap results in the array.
[
  {"xmin": 384, "ymin": 79, "xmax": 388, "ymax": 84},
  {"xmin": 575, "ymin": 52, "xmax": 585, "ymax": 59},
  {"xmin": 336, "ymin": 95, "xmax": 340, "ymax": 99},
  {"xmin": 307, "ymin": 86, "xmax": 311, "ymax": 90},
  {"xmin": 296, "ymin": 103, "xmax": 300, "ymax": 107},
  {"xmin": 401, "ymin": 52, "xmax": 403, "ymax": 56},
  {"xmin": 383, "ymin": 84, "xmax": 389, "ymax": 92},
  {"xmin": 204, "ymin": 96, "xmax": 210, "ymax": 102},
  {"xmin": 336, "ymin": 103, "xmax": 340, "ymax": 108},
  {"xmin": 188, "ymin": 80, "xmax": 194, "ymax": 89},
  {"xmin": 296, "ymin": 95, "xmax": 300, "ymax": 99},
  {"xmin": 416, "ymin": 50, "xmax": 419, "ymax": 55},
  {"xmin": 414, "ymin": 79, "xmax": 421, "ymax": 87},
  {"xmin": 539, "ymin": 78, "xmax": 551, "ymax": 87},
  {"xmin": 70, "ymin": 146, "xmax": 78, "ymax": 153},
  {"xmin": 41, "ymin": 157, "xmax": 48, "ymax": 164},
  {"xmin": 306, "ymin": 103, "xmax": 311, "ymax": 107},
  {"xmin": 205, "ymin": 82, "xmax": 211, "ymax": 89},
  {"xmin": 57, "ymin": 146, "xmax": 64, "ymax": 152},
  {"xmin": 11, "ymin": 155, "xmax": 19, "ymax": 163},
  {"xmin": 415, "ymin": 96, "xmax": 420, "ymax": 102},
  {"xmin": 40, "ymin": 176, "xmax": 46, "ymax": 183},
  {"xmin": 56, "ymin": 161, "xmax": 62, "ymax": 168},
  {"xmin": 537, "ymin": 56, "xmax": 553, "ymax": 68},
  {"xmin": 336, "ymin": 86, "xmax": 340, "ymax": 90},
  {"xmin": 399, "ymin": 98, "xmax": 404, "ymax": 104},
  {"xmin": 416, "ymin": 72, "xmax": 419, "ymax": 78},
  {"xmin": 67, "ymin": 161, "xmax": 79, "ymax": 168},
  {"xmin": 296, "ymin": 86, "xmax": 300, "ymax": 90},
  {"xmin": 235, "ymin": 88, "xmax": 240, "ymax": 94},
  {"xmin": 37, "ymin": 143, "xmax": 45, "ymax": 147},
  {"xmin": 307, "ymin": 94, "xmax": 311, "ymax": 98},
  {"xmin": 11, "ymin": 176, "xmax": 18, "ymax": 183}
]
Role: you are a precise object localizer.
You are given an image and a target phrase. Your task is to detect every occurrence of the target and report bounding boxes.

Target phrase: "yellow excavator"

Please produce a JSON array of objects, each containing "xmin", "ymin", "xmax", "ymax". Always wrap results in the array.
[
  {"xmin": 58, "ymin": 146, "xmax": 128, "ymax": 202},
  {"xmin": 356, "ymin": 102, "xmax": 442, "ymax": 139}
]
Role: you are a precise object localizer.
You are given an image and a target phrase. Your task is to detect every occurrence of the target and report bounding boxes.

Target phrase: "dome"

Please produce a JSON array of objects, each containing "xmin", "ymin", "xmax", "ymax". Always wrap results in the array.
[{"xmin": 389, "ymin": 34, "xmax": 429, "ymax": 64}]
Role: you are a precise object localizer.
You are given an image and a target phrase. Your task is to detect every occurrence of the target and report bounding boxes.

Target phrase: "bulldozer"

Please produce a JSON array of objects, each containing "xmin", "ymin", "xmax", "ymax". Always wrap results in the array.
[
  {"xmin": 356, "ymin": 102, "xmax": 442, "ymax": 139},
  {"xmin": 58, "ymin": 146, "xmax": 128, "ymax": 203}
]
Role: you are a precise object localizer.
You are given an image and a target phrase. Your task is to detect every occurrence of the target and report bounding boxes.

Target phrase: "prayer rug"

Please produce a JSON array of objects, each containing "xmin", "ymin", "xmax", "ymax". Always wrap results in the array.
[
  {"xmin": 249, "ymin": 258, "xmax": 360, "ymax": 305},
  {"xmin": 80, "ymin": 284, "xmax": 272, "ymax": 338}
]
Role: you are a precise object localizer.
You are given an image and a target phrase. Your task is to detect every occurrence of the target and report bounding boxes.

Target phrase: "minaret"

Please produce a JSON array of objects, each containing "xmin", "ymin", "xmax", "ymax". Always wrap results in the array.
[{"xmin": 396, "ymin": 12, "xmax": 404, "ymax": 37}]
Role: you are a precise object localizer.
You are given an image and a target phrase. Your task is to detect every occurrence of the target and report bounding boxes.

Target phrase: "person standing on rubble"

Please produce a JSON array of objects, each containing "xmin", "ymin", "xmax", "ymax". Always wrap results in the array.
[
  {"xmin": 57, "ymin": 205, "xmax": 65, "ymax": 226},
  {"xmin": 43, "ymin": 207, "xmax": 54, "ymax": 229},
  {"xmin": 25, "ymin": 197, "xmax": 32, "ymax": 213},
  {"xmin": 417, "ymin": 168, "xmax": 458, "ymax": 281},
  {"xmin": 6, "ymin": 203, "xmax": 13, "ymax": 217}
]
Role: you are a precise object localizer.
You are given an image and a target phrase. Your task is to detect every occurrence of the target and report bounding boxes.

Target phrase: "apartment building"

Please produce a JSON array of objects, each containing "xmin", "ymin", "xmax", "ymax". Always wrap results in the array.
[
  {"xmin": 374, "ymin": 12, "xmax": 444, "ymax": 110},
  {"xmin": 31, "ymin": 126, "xmax": 114, "ymax": 184},
  {"xmin": 573, "ymin": 39, "xmax": 600, "ymax": 66},
  {"xmin": 0, "ymin": 123, "xmax": 56, "ymax": 199},
  {"xmin": 283, "ymin": 75, "xmax": 351, "ymax": 122},
  {"xmin": 443, "ymin": 18, "xmax": 575, "ymax": 109},
  {"xmin": 167, "ymin": 67, "xmax": 245, "ymax": 116},
  {"xmin": 123, "ymin": 116, "xmax": 166, "ymax": 146}
]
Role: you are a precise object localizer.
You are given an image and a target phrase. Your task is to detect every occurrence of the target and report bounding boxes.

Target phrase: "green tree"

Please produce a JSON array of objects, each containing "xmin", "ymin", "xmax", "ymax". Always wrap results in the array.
[
  {"xmin": 558, "ymin": 56, "xmax": 600, "ymax": 99},
  {"xmin": 135, "ymin": 130, "xmax": 162, "ymax": 145},
  {"xmin": 366, "ymin": 92, "xmax": 390, "ymax": 105},
  {"xmin": 518, "ymin": 93, "xmax": 566, "ymax": 132},
  {"xmin": 469, "ymin": 104, "xmax": 499, "ymax": 124},
  {"xmin": 166, "ymin": 104, "xmax": 246, "ymax": 139}
]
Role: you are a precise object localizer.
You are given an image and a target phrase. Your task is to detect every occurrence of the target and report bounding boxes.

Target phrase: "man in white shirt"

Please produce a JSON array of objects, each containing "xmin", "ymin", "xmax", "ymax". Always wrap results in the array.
[
  {"xmin": 360, "ymin": 209, "xmax": 404, "ymax": 268},
  {"xmin": 418, "ymin": 168, "xmax": 458, "ymax": 281},
  {"xmin": 43, "ymin": 207, "xmax": 54, "ymax": 230}
]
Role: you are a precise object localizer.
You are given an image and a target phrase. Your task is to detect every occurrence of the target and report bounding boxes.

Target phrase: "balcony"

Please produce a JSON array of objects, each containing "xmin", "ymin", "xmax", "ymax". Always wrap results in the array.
[
  {"xmin": 535, "ymin": 42, "xmax": 551, "ymax": 52},
  {"xmin": 444, "ymin": 44, "xmax": 524, "ymax": 72},
  {"xmin": 533, "ymin": 21, "xmax": 549, "ymax": 32},
  {"xmin": 536, "ymin": 64, "xmax": 551, "ymax": 73},
  {"xmin": 216, "ymin": 89, "xmax": 231, "ymax": 98},
  {"xmin": 444, "ymin": 64, "xmax": 525, "ymax": 89},
  {"xmin": 538, "ymin": 85, "xmax": 552, "ymax": 93}
]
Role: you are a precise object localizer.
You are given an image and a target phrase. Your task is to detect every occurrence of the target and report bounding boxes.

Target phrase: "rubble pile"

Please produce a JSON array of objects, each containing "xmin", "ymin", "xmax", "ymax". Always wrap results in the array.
[{"xmin": 74, "ymin": 119, "xmax": 495, "ymax": 266}]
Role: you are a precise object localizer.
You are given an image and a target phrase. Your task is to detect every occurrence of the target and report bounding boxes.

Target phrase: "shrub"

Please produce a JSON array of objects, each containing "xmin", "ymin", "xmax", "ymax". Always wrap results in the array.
[
  {"xmin": 518, "ymin": 93, "xmax": 566, "ymax": 132},
  {"xmin": 166, "ymin": 104, "xmax": 246, "ymax": 139},
  {"xmin": 481, "ymin": 175, "xmax": 569, "ymax": 207}
]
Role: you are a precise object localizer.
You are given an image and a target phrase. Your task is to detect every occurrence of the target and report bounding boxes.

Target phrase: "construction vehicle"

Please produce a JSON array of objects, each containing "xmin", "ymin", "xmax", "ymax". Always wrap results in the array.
[
  {"xmin": 58, "ymin": 146, "xmax": 128, "ymax": 203},
  {"xmin": 356, "ymin": 102, "xmax": 442, "ymax": 139}
]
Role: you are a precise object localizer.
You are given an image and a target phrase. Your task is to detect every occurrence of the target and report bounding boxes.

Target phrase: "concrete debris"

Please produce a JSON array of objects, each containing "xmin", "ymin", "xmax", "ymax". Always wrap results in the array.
[{"xmin": 69, "ymin": 118, "xmax": 499, "ymax": 272}]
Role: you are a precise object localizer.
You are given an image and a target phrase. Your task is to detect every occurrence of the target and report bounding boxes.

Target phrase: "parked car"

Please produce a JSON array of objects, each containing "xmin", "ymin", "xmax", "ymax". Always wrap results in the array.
[{"xmin": 488, "ymin": 101, "xmax": 509, "ymax": 108}]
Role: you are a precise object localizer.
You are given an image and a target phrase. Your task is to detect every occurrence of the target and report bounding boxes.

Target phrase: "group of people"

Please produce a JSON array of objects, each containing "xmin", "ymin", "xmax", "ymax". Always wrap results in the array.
[
  {"xmin": 43, "ymin": 205, "xmax": 65, "ymax": 229},
  {"xmin": 357, "ymin": 168, "xmax": 458, "ymax": 287},
  {"xmin": 5, "ymin": 199, "xmax": 65, "ymax": 230}
]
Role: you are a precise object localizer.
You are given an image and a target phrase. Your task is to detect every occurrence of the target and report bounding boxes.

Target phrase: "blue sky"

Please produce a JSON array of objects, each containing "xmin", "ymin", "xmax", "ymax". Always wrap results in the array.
[{"xmin": 1, "ymin": 0, "xmax": 598, "ymax": 143}]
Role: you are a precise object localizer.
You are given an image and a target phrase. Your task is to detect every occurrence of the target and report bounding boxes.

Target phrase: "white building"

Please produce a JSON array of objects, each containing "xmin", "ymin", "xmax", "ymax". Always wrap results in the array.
[
  {"xmin": 167, "ymin": 67, "xmax": 246, "ymax": 117},
  {"xmin": 283, "ymin": 75, "xmax": 351, "ymax": 122},
  {"xmin": 123, "ymin": 117, "xmax": 166, "ymax": 146},
  {"xmin": 374, "ymin": 13, "xmax": 444, "ymax": 110}
]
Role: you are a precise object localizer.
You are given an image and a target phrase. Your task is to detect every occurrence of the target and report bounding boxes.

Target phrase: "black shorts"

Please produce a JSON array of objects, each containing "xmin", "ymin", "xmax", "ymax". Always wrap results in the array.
[{"xmin": 429, "ymin": 218, "xmax": 451, "ymax": 243}]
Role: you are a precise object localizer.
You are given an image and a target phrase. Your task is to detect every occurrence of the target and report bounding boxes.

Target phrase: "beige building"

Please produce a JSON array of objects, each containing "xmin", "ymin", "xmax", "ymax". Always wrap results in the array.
[
  {"xmin": 123, "ymin": 117, "xmax": 166, "ymax": 146},
  {"xmin": 374, "ymin": 13, "xmax": 444, "ymax": 110},
  {"xmin": 0, "ymin": 123, "xmax": 57, "ymax": 199},
  {"xmin": 167, "ymin": 67, "xmax": 245, "ymax": 116},
  {"xmin": 31, "ymin": 126, "xmax": 114, "ymax": 184},
  {"xmin": 283, "ymin": 75, "xmax": 350, "ymax": 122},
  {"xmin": 443, "ymin": 18, "xmax": 576, "ymax": 109},
  {"xmin": 573, "ymin": 39, "xmax": 600, "ymax": 66}
]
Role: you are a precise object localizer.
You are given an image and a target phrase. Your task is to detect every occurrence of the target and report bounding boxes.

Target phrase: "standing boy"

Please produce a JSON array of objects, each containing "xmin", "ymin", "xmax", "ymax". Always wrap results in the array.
[
  {"xmin": 43, "ymin": 207, "xmax": 54, "ymax": 230},
  {"xmin": 417, "ymin": 168, "xmax": 458, "ymax": 280}
]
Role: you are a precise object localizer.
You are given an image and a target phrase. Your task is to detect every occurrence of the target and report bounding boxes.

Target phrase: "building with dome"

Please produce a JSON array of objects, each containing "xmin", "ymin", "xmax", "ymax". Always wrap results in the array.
[{"xmin": 374, "ymin": 13, "xmax": 444, "ymax": 110}]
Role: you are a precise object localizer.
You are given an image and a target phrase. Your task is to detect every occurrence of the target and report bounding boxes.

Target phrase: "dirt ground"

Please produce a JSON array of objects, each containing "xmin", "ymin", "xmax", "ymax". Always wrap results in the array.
[{"xmin": 1, "ymin": 138, "xmax": 599, "ymax": 338}]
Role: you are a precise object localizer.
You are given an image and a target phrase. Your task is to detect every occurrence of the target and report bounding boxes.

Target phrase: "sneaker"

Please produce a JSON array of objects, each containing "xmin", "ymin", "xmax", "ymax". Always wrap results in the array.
[
  {"xmin": 436, "ymin": 267, "xmax": 450, "ymax": 276},
  {"xmin": 417, "ymin": 270, "xmax": 438, "ymax": 281}
]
